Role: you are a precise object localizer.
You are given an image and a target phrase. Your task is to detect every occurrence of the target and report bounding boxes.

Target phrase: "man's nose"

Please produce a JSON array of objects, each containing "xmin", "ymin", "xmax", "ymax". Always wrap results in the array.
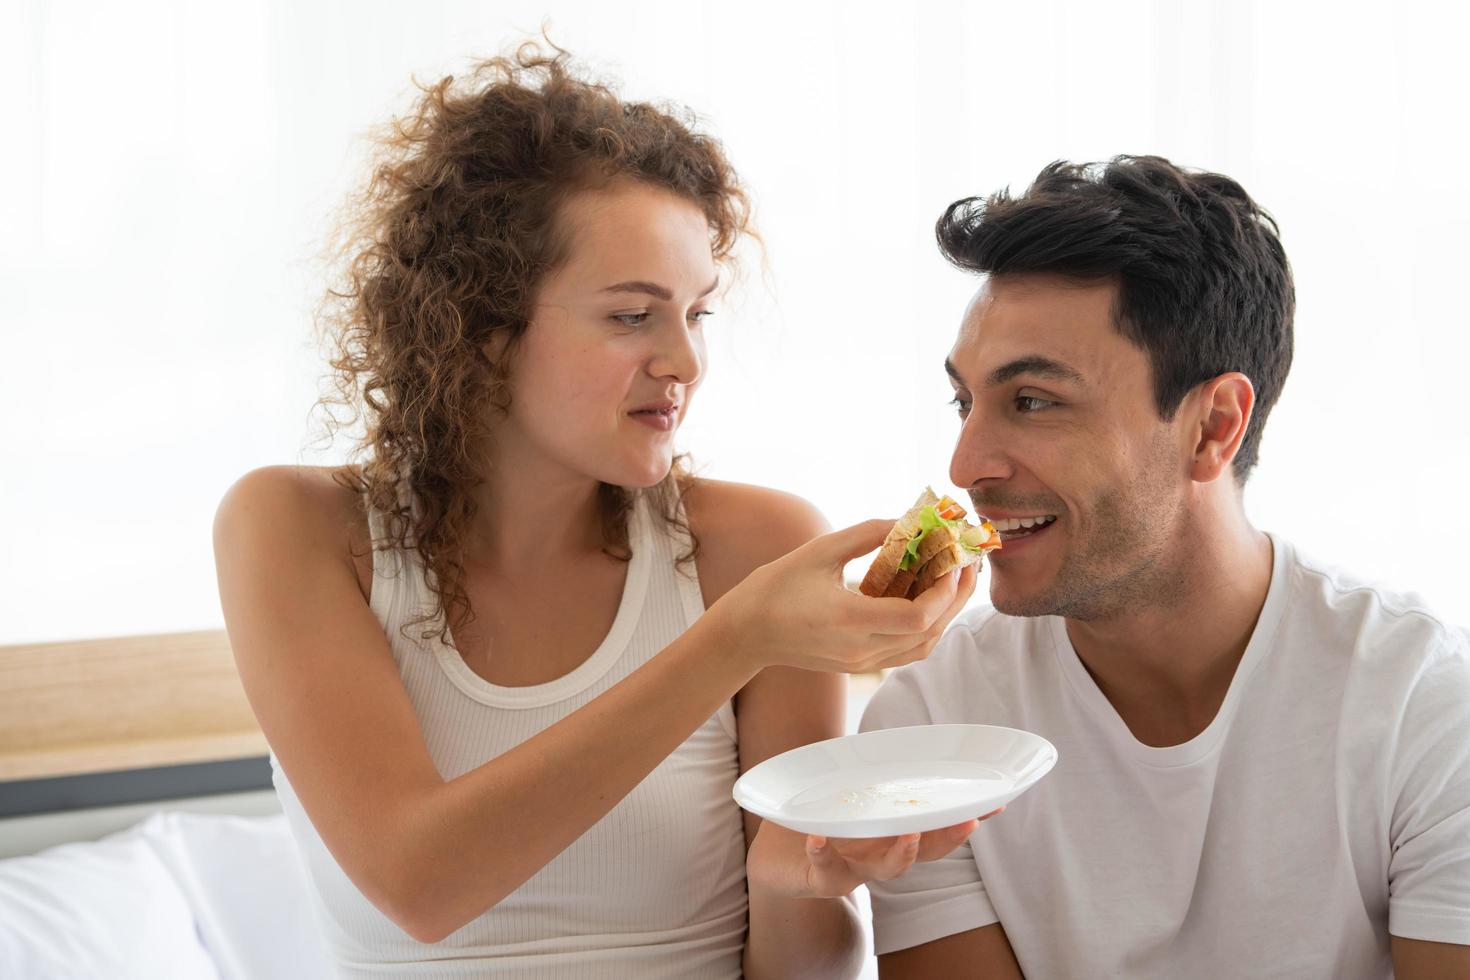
[{"xmin": 949, "ymin": 407, "xmax": 1012, "ymax": 490}]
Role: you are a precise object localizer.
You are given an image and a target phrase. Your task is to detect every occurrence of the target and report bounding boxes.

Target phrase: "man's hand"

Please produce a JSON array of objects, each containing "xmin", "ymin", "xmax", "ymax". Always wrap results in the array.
[{"xmin": 746, "ymin": 810, "xmax": 1003, "ymax": 900}]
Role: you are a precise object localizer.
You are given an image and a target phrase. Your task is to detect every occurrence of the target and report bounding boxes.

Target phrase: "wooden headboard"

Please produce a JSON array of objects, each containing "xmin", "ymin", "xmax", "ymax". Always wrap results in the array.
[{"xmin": 0, "ymin": 630, "xmax": 267, "ymax": 783}]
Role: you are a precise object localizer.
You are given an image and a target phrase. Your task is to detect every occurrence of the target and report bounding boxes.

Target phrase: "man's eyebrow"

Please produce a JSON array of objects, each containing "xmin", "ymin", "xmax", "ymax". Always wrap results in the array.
[
  {"xmin": 943, "ymin": 356, "xmax": 1087, "ymax": 388},
  {"xmin": 601, "ymin": 277, "xmax": 720, "ymax": 301},
  {"xmin": 983, "ymin": 355, "xmax": 1085, "ymax": 388}
]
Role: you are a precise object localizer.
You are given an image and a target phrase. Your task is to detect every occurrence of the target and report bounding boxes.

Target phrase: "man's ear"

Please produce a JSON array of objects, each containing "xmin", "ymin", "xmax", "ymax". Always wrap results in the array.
[{"xmin": 1188, "ymin": 372, "xmax": 1255, "ymax": 484}]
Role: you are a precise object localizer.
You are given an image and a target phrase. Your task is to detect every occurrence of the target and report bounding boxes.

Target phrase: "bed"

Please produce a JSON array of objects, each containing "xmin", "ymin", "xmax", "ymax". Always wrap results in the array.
[
  {"xmin": 0, "ymin": 631, "xmax": 332, "ymax": 978},
  {"xmin": 0, "ymin": 630, "xmax": 882, "ymax": 979}
]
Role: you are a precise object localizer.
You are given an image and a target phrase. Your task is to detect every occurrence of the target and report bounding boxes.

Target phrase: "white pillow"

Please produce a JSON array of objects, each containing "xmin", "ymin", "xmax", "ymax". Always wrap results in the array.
[
  {"xmin": 127, "ymin": 811, "xmax": 333, "ymax": 980},
  {"xmin": 0, "ymin": 833, "xmax": 222, "ymax": 980}
]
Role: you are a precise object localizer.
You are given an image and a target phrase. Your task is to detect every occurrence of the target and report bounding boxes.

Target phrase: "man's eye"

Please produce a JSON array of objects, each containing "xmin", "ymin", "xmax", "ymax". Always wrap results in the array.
[
  {"xmin": 612, "ymin": 312, "xmax": 650, "ymax": 327},
  {"xmin": 1016, "ymin": 395, "xmax": 1054, "ymax": 413},
  {"xmin": 949, "ymin": 396, "xmax": 971, "ymax": 417}
]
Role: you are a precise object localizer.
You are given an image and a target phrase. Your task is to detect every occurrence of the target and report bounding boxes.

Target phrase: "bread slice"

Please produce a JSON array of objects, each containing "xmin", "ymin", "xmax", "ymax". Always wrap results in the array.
[
  {"xmin": 859, "ymin": 487, "xmax": 1001, "ymax": 600},
  {"xmin": 857, "ymin": 488, "xmax": 939, "ymax": 597},
  {"xmin": 913, "ymin": 540, "xmax": 984, "ymax": 595},
  {"xmin": 912, "ymin": 522, "xmax": 961, "ymax": 567},
  {"xmin": 882, "ymin": 567, "xmax": 918, "ymax": 598}
]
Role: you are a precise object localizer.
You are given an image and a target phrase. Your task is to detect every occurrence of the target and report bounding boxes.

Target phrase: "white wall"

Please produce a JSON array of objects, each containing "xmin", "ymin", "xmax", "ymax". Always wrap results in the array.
[{"xmin": 3, "ymin": 0, "xmax": 1467, "ymax": 643}]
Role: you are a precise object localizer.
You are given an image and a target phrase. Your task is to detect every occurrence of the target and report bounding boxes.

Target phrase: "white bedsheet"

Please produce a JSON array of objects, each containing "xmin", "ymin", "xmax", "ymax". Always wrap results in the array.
[
  {"xmin": 0, "ymin": 802, "xmax": 887, "ymax": 979},
  {"xmin": 0, "ymin": 808, "xmax": 331, "ymax": 980}
]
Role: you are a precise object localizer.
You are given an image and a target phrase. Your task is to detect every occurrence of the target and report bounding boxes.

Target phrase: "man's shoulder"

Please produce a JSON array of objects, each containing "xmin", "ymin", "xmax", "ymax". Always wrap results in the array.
[{"xmin": 1278, "ymin": 535, "xmax": 1467, "ymax": 659}]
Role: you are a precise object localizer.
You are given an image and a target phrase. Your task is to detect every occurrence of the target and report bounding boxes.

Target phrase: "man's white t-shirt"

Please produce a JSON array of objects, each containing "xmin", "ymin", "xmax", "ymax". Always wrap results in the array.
[{"xmin": 861, "ymin": 534, "xmax": 1470, "ymax": 978}]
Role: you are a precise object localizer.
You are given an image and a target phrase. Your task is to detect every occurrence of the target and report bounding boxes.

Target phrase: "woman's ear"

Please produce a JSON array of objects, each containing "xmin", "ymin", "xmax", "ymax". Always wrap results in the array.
[
  {"xmin": 480, "ymin": 323, "xmax": 530, "ymax": 379},
  {"xmin": 478, "ymin": 328, "xmax": 524, "ymax": 417},
  {"xmin": 1188, "ymin": 372, "xmax": 1255, "ymax": 484},
  {"xmin": 481, "ymin": 329, "xmax": 514, "ymax": 365}
]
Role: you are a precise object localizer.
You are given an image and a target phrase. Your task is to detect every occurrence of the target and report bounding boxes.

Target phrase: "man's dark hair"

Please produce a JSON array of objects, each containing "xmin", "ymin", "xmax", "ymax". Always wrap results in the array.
[{"xmin": 936, "ymin": 155, "xmax": 1294, "ymax": 482}]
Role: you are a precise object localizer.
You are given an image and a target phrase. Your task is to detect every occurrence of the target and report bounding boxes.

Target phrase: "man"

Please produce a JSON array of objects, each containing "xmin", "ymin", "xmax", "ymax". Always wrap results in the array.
[{"xmin": 863, "ymin": 156, "xmax": 1470, "ymax": 978}]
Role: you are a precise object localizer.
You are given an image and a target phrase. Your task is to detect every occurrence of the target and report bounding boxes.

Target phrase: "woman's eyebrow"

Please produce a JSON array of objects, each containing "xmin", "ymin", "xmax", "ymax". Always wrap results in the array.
[{"xmin": 601, "ymin": 277, "xmax": 720, "ymax": 301}]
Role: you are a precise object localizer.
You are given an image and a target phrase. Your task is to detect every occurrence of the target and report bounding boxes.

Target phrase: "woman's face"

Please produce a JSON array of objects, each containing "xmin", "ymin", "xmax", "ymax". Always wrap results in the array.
[{"xmin": 495, "ymin": 181, "xmax": 719, "ymax": 489}]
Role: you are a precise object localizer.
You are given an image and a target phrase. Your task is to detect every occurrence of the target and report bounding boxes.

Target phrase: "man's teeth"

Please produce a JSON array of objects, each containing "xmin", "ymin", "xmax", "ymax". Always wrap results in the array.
[{"xmin": 988, "ymin": 515, "xmax": 1057, "ymax": 532}]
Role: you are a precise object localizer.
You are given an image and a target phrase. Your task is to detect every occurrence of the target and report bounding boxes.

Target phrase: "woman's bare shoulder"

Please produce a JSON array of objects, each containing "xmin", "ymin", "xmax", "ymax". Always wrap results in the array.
[
  {"xmin": 684, "ymin": 482, "xmax": 848, "ymax": 760},
  {"xmin": 214, "ymin": 464, "xmax": 372, "ymax": 598},
  {"xmin": 681, "ymin": 479, "xmax": 830, "ymax": 603},
  {"xmin": 216, "ymin": 464, "xmax": 364, "ymax": 534}
]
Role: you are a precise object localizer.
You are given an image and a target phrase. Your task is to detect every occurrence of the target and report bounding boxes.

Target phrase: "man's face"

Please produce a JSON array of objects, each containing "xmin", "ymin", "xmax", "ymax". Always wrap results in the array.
[{"xmin": 946, "ymin": 274, "xmax": 1192, "ymax": 620}]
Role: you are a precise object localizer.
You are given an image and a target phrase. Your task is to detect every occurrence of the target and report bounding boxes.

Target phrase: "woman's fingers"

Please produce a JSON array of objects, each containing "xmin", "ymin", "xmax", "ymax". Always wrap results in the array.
[
  {"xmin": 914, "ymin": 817, "xmax": 985, "ymax": 861},
  {"xmin": 805, "ymin": 832, "xmax": 927, "ymax": 894},
  {"xmin": 805, "ymin": 834, "xmax": 841, "ymax": 871},
  {"xmin": 813, "ymin": 811, "xmax": 1004, "ymax": 891},
  {"xmin": 807, "ymin": 519, "xmax": 899, "ymax": 567},
  {"xmin": 860, "ymin": 560, "xmax": 978, "ymax": 628},
  {"xmin": 740, "ymin": 523, "xmax": 985, "ymax": 674},
  {"xmin": 870, "ymin": 643, "xmax": 933, "ymax": 672},
  {"xmin": 917, "ymin": 566, "xmax": 977, "ymax": 648},
  {"xmin": 804, "ymin": 834, "xmax": 861, "ymax": 895},
  {"xmin": 843, "ymin": 591, "xmax": 931, "ymax": 636},
  {"xmin": 846, "ymin": 567, "xmax": 985, "ymax": 671},
  {"xmin": 829, "ymin": 833, "xmax": 922, "ymax": 882},
  {"xmin": 946, "ymin": 564, "xmax": 979, "ymax": 620},
  {"xmin": 848, "ymin": 570, "xmax": 959, "ymax": 637},
  {"xmin": 908, "ymin": 566, "xmax": 962, "ymax": 620},
  {"xmin": 912, "ymin": 808, "xmax": 1004, "ymax": 861}
]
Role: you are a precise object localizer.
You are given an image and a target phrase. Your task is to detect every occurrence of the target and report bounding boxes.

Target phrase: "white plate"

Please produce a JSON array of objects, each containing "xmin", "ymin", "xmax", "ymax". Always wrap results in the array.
[{"xmin": 733, "ymin": 724, "xmax": 1057, "ymax": 838}]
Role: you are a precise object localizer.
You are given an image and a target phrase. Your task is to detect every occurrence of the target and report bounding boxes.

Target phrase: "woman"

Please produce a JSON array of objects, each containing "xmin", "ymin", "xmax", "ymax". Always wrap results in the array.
[{"xmin": 214, "ymin": 43, "xmax": 983, "ymax": 979}]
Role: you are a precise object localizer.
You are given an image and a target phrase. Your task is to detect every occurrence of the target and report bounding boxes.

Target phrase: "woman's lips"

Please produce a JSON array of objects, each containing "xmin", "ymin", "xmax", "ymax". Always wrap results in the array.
[{"xmin": 629, "ymin": 407, "xmax": 677, "ymax": 431}]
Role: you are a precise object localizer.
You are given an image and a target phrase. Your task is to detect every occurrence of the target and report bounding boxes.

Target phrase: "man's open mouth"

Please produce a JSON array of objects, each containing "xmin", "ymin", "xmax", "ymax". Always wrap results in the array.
[{"xmin": 985, "ymin": 515, "xmax": 1058, "ymax": 543}]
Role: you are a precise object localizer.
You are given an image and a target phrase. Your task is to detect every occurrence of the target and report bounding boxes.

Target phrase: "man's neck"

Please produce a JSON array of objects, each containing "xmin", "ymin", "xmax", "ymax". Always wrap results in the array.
[{"xmin": 1063, "ymin": 502, "xmax": 1275, "ymax": 747}]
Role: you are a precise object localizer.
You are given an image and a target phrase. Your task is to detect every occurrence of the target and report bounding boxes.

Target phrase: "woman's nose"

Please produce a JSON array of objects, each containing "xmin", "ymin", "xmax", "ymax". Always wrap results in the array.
[{"xmin": 648, "ymin": 320, "xmax": 703, "ymax": 386}]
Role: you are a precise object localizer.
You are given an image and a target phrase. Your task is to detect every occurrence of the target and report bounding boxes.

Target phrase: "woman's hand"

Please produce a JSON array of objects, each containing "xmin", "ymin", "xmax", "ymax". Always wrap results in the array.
[
  {"xmin": 696, "ymin": 518, "xmax": 979, "ymax": 677},
  {"xmin": 745, "ymin": 812, "xmax": 1004, "ymax": 900}
]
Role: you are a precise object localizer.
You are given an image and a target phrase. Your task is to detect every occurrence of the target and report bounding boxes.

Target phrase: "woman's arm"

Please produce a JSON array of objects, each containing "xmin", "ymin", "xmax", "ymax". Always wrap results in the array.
[
  {"xmin": 214, "ymin": 467, "xmax": 958, "ymax": 944},
  {"xmin": 690, "ymin": 483, "xmax": 985, "ymax": 980},
  {"xmin": 684, "ymin": 483, "xmax": 995, "ymax": 979},
  {"xmin": 682, "ymin": 483, "xmax": 866, "ymax": 979},
  {"xmin": 738, "ymin": 668, "xmax": 866, "ymax": 980}
]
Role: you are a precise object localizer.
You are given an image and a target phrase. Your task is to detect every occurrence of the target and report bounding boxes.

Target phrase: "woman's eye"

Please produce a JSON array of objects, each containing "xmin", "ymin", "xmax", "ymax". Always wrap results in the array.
[
  {"xmin": 1015, "ymin": 395, "xmax": 1055, "ymax": 413},
  {"xmin": 689, "ymin": 309, "xmax": 714, "ymax": 324},
  {"xmin": 612, "ymin": 312, "xmax": 650, "ymax": 327}
]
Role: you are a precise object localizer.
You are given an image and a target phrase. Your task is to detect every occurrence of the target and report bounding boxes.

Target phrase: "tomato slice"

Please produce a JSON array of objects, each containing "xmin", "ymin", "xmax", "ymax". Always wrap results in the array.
[{"xmin": 937, "ymin": 497, "xmax": 967, "ymax": 521}]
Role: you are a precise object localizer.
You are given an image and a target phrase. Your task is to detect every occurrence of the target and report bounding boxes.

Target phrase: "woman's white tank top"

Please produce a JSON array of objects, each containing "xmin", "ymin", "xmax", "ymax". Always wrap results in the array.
[{"xmin": 271, "ymin": 494, "xmax": 748, "ymax": 978}]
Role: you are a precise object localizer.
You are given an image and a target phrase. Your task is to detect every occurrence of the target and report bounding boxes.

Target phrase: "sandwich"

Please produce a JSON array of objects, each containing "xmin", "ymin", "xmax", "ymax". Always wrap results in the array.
[{"xmin": 858, "ymin": 487, "xmax": 1001, "ymax": 599}]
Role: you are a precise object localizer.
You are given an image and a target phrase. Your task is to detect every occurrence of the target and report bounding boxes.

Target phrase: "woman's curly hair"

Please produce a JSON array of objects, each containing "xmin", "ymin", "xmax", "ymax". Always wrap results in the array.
[{"xmin": 315, "ymin": 40, "xmax": 753, "ymax": 646}]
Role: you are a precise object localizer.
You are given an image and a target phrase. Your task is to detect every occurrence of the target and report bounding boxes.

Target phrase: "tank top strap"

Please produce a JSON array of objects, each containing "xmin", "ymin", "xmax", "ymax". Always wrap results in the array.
[
  {"xmin": 647, "ymin": 492, "xmax": 709, "ymax": 639},
  {"xmin": 641, "ymin": 490, "xmax": 737, "ymax": 744}
]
